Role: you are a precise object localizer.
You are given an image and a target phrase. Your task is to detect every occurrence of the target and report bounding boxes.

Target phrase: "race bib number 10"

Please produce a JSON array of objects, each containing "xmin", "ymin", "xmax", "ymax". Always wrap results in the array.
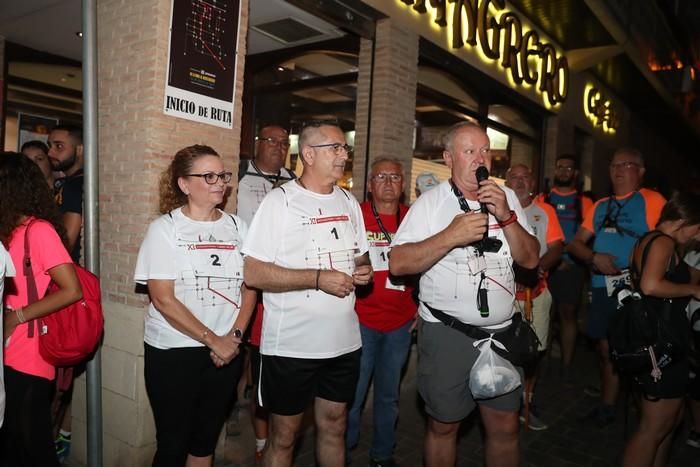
[{"xmin": 368, "ymin": 240, "xmax": 390, "ymax": 272}]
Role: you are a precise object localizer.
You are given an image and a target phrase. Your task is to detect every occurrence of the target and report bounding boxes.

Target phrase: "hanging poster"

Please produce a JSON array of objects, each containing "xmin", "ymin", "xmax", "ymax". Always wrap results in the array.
[
  {"xmin": 17, "ymin": 113, "xmax": 58, "ymax": 150},
  {"xmin": 163, "ymin": 0, "xmax": 241, "ymax": 129}
]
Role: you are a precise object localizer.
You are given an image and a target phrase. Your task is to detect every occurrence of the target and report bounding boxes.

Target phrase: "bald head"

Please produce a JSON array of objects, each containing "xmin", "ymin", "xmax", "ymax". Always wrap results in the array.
[
  {"xmin": 255, "ymin": 125, "xmax": 289, "ymax": 173},
  {"xmin": 505, "ymin": 163, "xmax": 534, "ymax": 206},
  {"xmin": 443, "ymin": 122, "xmax": 486, "ymax": 153}
]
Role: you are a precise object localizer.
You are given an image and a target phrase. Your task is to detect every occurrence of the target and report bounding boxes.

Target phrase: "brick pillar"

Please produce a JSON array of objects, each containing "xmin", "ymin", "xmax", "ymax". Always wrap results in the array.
[
  {"xmin": 352, "ymin": 19, "xmax": 418, "ymax": 200},
  {"xmin": 542, "ymin": 116, "xmax": 559, "ymax": 187},
  {"xmin": 70, "ymin": 1, "xmax": 248, "ymax": 465},
  {"xmin": 0, "ymin": 35, "xmax": 5, "ymax": 150}
]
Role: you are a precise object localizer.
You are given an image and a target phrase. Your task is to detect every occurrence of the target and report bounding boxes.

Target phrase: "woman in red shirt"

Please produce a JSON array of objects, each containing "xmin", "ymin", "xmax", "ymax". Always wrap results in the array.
[{"xmin": 0, "ymin": 153, "xmax": 82, "ymax": 466}]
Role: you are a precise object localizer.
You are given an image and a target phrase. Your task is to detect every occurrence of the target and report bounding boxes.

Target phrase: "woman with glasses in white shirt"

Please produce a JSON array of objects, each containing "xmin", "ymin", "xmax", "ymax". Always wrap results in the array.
[{"xmin": 135, "ymin": 145, "xmax": 256, "ymax": 467}]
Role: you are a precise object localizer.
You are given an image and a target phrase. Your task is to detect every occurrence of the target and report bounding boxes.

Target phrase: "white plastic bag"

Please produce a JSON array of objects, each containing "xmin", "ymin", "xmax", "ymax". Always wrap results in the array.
[{"xmin": 469, "ymin": 336, "xmax": 522, "ymax": 399}]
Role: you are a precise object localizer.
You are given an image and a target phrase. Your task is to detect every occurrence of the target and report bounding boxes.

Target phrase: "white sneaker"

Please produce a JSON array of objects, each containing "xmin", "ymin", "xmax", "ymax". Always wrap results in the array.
[{"xmin": 519, "ymin": 405, "xmax": 549, "ymax": 431}]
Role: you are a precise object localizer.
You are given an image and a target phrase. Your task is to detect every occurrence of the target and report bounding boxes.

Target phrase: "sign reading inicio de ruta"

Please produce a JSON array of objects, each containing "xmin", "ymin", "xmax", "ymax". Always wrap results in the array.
[
  {"xmin": 398, "ymin": 0, "xmax": 569, "ymax": 106},
  {"xmin": 163, "ymin": 0, "xmax": 241, "ymax": 129}
]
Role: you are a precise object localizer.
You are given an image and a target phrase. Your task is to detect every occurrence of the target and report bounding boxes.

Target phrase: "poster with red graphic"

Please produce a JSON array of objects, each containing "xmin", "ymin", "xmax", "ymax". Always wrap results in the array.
[{"xmin": 163, "ymin": 0, "xmax": 241, "ymax": 128}]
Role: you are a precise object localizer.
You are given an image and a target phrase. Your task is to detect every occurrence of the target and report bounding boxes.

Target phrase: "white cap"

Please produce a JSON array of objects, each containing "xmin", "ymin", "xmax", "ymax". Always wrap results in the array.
[{"xmin": 416, "ymin": 172, "xmax": 439, "ymax": 194}]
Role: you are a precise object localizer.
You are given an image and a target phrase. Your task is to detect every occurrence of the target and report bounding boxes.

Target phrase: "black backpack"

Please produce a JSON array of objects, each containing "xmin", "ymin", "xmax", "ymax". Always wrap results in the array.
[{"xmin": 608, "ymin": 232, "xmax": 688, "ymax": 377}]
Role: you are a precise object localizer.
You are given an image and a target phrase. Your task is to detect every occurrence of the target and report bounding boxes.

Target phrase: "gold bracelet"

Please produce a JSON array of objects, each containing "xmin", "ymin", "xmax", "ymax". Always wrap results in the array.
[{"xmin": 201, "ymin": 329, "xmax": 210, "ymax": 343}]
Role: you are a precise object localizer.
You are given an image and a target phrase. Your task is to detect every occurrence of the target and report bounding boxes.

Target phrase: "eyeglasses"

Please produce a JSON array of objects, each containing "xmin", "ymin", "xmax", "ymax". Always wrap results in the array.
[
  {"xmin": 610, "ymin": 161, "xmax": 641, "ymax": 170},
  {"xmin": 555, "ymin": 166, "xmax": 575, "ymax": 172},
  {"xmin": 257, "ymin": 137, "xmax": 290, "ymax": 148},
  {"xmin": 308, "ymin": 143, "xmax": 353, "ymax": 155},
  {"xmin": 372, "ymin": 173, "xmax": 403, "ymax": 183},
  {"xmin": 187, "ymin": 172, "xmax": 233, "ymax": 184}
]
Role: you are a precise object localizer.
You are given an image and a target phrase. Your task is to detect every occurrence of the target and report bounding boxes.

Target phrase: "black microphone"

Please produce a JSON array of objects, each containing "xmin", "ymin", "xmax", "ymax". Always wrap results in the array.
[
  {"xmin": 475, "ymin": 166, "xmax": 492, "ymax": 317},
  {"xmin": 475, "ymin": 166, "xmax": 490, "ymax": 242}
]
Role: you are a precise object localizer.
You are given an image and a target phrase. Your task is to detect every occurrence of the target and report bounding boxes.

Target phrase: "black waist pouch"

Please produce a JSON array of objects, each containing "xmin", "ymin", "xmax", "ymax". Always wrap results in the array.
[{"xmin": 424, "ymin": 303, "xmax": 540, "ymax": 367}]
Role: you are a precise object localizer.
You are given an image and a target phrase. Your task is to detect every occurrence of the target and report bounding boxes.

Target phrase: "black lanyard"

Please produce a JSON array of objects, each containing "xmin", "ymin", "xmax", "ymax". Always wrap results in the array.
[
  {"xmin": 371, "ymin": 201, "xmax": 401, "ymax": 243},
  {"xmin": 251, "ymin": 161, "xmax": 283, "ymax": 187},
  {"xmin": 449, "ymin": 178, "xmax": 473, "ymax": 213},
  {"xmin": 600, "ymin": 192, "xmax": 637, "ymax": 237}
]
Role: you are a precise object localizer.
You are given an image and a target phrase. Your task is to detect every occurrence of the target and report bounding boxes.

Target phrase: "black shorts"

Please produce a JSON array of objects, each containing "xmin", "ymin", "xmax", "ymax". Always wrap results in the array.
[
  {"xmin": 250, "ymin": 345, "xmax": 261, "ymax": 387},
  {"xmin": 634, "ymin": 358, "xmax": 689, "ymax": 400},
  {"xmin": 549, "ymin": 261, "xmax": 585, "ymax": 306},
  {"xmin": 259, "ymin": 349, "xmax": 361, "ymax": 416},
  {"xmin": 689, "ymin": 367, "xmax": 700, "ymax": 401}
]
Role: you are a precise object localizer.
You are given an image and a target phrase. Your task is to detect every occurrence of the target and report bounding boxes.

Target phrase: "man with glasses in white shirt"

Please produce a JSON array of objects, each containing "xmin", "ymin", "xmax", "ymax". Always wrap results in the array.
[
  {"xmin": 237, "ymin": 125, "xmax": 297, "ymax": 226},
  {"xmin": 243, "ymin": 121, "xmax": 372, "ymax": 467}
]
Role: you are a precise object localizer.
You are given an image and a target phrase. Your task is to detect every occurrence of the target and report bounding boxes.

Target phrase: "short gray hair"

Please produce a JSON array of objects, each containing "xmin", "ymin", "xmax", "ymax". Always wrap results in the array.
[
  {"xmin": 370, "ymin": 157, "xmax": 404, "ymax": 176},
  {"xmin": 298, "ymin": 120, "xmax": 340, "ymax": 153},
  {"xmin": 442, "ymin": 121, "xmax": 483, "ymax": 152},
  {"xmin": 613, "ymin": 147, "xmax": 644, "ymax": 167}
]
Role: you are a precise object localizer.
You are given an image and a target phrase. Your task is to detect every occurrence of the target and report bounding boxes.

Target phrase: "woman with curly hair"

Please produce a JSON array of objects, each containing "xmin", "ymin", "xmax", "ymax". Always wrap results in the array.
[
  {"xmin": 0, "ymin": 152, "xmax": 82, "ymax": 466},
  {"xmin": 135, "ymin": 145, "xmax": 256, "ymax": 466}
]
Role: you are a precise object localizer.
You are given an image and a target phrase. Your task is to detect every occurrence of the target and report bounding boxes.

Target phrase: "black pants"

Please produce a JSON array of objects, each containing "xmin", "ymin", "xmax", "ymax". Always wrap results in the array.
[
  {"xmin": 0, "ymin": 366, "xmax": 60, "ymax": 467},
  {"xmin": 145, "ymin": 344, "xmax": 243, "ymax": 466}
]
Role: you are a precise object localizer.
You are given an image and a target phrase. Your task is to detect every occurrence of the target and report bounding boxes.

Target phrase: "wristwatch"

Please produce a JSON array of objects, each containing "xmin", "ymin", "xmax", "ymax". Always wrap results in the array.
[{"xmin": 231, "ymin": 328, "xmax": 243, "ymax": 339}]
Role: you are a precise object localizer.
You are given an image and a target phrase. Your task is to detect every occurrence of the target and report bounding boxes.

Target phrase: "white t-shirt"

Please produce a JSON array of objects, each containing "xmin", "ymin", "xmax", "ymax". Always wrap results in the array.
[
  {"xmin": 392, "ymin": 181, "xmax": 531, "ymax": 329},
  {"xmin": 242, "ymin": 181, "xmax": 369, "ymax": 358},
  {"xmin": 134, "ymin": 207, "xmax": 248, "ymax": 349},
  {"xmin": 237, "ymin": 163, "xmax": 296, "ymax": 226},
  {"xmin": 523, "ymin": 203, "xmax": 548, "ymax": 258},
  {"xmin": 0, "ymin": 245, "xmax": 16, "ymax": 428}
]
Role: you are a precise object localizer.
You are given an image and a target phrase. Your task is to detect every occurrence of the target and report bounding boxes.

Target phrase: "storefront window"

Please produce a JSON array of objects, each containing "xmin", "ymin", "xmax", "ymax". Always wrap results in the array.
[
  {"xmin": 244, "ymin": 41, "xmax": 360, "ymax": 189},
  {"xmin": 412, "ymin": 63, "xmax": 543, "ymax": 198}
]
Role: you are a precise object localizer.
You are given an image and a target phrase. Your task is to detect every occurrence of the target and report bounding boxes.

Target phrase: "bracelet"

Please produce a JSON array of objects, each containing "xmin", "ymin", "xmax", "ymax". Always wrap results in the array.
[
  {"xmin": 315, "ymin": 269, "xmax": 321, "ymax": 291},
  {"xmin": 497, "ymin": 210, "xmax": 517, "ymax": 227},
  {"xmin": 15, "ymin": 308, "xmax": 26, "ymax": 324},
  {"xmin": 201, "ymin": 329, "xmax": 210, "ymax": 343}
]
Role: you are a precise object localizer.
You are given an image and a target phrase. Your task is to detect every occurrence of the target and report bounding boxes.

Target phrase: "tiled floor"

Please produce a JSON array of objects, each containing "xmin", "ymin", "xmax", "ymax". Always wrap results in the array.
[
  {"xmin": 62, "ymin": 338, "xmax": 700, "ymax": 466},
  {"xmin": 216, "ymin": 339, "xmax": 700, "ymax": 467}
]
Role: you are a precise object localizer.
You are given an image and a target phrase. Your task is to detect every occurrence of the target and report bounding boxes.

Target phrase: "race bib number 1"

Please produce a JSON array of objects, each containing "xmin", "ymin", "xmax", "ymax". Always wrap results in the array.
[
  {"xmin": 308, "ymin": 214, "xmax": 359, "ymax": 275},
  {"xmin": 309, "ymin": 215, "xmax": 358, "ymax": 254}
]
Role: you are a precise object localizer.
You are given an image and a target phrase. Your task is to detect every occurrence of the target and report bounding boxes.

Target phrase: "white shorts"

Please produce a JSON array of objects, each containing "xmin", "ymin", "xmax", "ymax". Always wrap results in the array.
[{"xmin": 516, "ymin": 287, "xmax": 552, "ymax": 351}]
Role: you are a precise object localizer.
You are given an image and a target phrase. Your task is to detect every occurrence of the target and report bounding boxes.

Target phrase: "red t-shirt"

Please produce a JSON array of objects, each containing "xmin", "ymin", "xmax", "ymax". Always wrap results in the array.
[
  {"xmin": 249, "ymin": 301, "xmax": 264, "ymax": 347},
  {"xmin": 355, "ymin": 201, "xmax": 417, "ymax": 332}
]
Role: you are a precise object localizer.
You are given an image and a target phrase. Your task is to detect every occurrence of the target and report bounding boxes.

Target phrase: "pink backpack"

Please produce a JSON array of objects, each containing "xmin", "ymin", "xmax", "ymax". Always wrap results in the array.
[{"xmin": 24, "ymin": 220, "xmax": 104, "ymax": 367}]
